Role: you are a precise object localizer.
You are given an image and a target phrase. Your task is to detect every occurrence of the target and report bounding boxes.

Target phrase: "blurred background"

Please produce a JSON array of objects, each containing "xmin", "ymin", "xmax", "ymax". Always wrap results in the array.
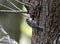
[{"xmin": 0, "ymin": 0, "xmax": 32, "ymax": 44}]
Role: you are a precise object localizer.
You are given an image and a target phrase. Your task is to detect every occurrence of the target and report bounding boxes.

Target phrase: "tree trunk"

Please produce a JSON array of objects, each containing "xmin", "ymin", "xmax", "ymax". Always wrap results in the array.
[
  {"xmin": 28, "ymin": 0, "xmax": 60, "ymax": 44},
  {"xmin": 45, "ymin": 0, "xmax": 60, "ymax": 44}
]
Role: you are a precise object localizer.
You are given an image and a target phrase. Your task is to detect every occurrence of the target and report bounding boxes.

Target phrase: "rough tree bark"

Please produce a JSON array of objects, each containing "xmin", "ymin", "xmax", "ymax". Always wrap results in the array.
[
  {"xmin": 27, "ymin": 0, "xmax": 60, "ymax": 44},
  {"xmin": 45, "ymin": 0, "xmax": 60, "ymax": 44}
]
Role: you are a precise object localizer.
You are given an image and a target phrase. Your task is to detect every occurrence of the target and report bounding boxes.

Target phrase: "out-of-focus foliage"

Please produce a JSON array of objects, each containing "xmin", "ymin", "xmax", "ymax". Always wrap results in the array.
[
  {"xmin": 19, "ymin": 5, "xmax": 32, "ymax": 44},
  {"xmin": 21, "ymin": 18, "xmax": 32, "ymax": 37},
  {"xmin": 21, "ymin": 5, "xmax": 32, "ymax": 37},
  {"xmin": 0, "ymin": 0, "xmax": 23, "ymax": 42},
  {"xmin": 0, "ymin": 0, "xmax": 32, "ymax": 44},
  {"xmin": 0, "ymin": 13, "xmax": 22, "ymax": 42},
  {"xmin": 19, "ymin": 33, "xmax": 31, "ymax": 44}
]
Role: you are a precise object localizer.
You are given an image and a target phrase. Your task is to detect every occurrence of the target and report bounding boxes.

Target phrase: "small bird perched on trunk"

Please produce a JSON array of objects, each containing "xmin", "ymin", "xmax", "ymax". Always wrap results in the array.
[{"xmin": 26, "ymin": 18, "xmax": 43, "ymax": 31}]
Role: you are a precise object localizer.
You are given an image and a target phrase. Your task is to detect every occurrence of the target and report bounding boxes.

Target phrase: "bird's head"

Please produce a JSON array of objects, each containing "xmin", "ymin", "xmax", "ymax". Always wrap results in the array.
[{"xmin": 26, "ymin": 18, "xmax": 32, "ymax": 22}]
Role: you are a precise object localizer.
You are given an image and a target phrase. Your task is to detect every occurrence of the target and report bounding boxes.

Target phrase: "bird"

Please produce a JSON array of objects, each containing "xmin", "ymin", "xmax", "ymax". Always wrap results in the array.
[{"xmin": 26, "ymin": 18, "xmax": 43, "ymax": 31}]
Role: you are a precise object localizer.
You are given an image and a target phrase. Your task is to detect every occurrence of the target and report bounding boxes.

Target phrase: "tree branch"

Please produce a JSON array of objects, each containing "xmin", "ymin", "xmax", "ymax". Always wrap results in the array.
[
  {"xmin": 7, "ymin": 0, "xmax": 22, "ymax": 11},
  {"xmin": 0, "ymin": 4, "xmax": 14, "ymax": 10},
  {"xmin": 15, "ymin": 0, "xmax": 32, "ymax": 7},
  {"xmin": 0, "ymin": 10, "xmax": 27, "ymax": 13},
  {"xmin": 0, "ymin": 25, "xmax": 8, "ymax": 35},
  {"xmin": 0, "ymin": 25, "xmax": 18, "ymax": 44}
]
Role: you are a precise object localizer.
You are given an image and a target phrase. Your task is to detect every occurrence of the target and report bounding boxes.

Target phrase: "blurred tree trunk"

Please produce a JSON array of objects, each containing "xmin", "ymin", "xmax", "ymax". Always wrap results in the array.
[{"xmin": 28, "ymin": 0, "xmax": 60, "ymax": 44}]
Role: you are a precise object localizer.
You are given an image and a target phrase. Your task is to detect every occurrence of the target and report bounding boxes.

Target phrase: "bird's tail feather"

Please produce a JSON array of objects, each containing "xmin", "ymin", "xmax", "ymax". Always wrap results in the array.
[{"xmin": 36, "ymin": 26, "xmax": 43, "ymax": 31}]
